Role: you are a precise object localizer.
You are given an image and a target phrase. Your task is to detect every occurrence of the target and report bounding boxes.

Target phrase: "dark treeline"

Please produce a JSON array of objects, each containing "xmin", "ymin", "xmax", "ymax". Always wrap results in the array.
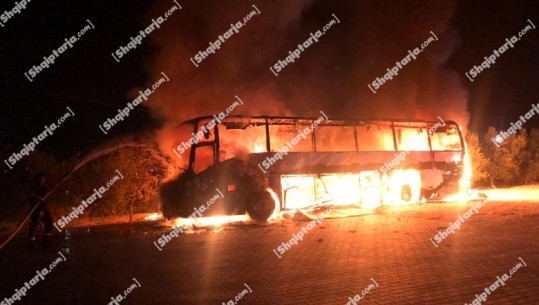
[{"xmin": 467, "ymin": 127, "xmax": 539, "ymax": 187}]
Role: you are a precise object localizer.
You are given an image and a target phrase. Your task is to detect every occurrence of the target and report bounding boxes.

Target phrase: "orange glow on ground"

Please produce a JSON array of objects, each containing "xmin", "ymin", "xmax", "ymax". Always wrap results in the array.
[
  {"xmin": 144, "ymin": 213, "xmax": 163, "ymax": 221},
  {"xmin": 479, "ymin": 186, "xmax": 539, "ymax": 202},
  {"xmin": 173, "ymin": 214, "xmax": 250, "ymax": 229}
]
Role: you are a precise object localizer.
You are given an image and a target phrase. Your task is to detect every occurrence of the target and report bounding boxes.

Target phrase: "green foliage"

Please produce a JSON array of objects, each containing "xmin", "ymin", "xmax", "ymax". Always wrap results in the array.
[
  {"xmin": 522, "ymin": 129, "xmax": 539, "ymax": 183},
  {"xmin": 482, "ymin": 127, "xmax": 534, "ymax": 186},
  {"xmin": 53, "ymin": 145, "xmax": 168, "ymax": 217},
  {"xmin": 0, "ymin": 144, "xmax": 170, "ymax": 228}
]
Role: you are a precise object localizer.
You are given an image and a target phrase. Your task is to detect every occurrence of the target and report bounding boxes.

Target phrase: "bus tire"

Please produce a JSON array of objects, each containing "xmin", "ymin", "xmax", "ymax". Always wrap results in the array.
[
  {"xmin": 246, "ymin": 190, "xmax": 276, "ymax": 222},
  {"xmin": 401, "ymin": 184, "xmax": 412, "ymax": 202}
]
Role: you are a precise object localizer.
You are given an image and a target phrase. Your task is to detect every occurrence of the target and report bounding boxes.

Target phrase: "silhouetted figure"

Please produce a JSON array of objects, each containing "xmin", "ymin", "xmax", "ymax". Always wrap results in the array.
[{"xmin": 28, "ymin": 173, "xmax": 53, "ymax": 249}]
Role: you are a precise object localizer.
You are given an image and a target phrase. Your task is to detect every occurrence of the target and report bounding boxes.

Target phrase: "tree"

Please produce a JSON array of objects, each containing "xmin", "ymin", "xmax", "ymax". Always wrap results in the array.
[
  {"xmin": 483, "ymin": 127, "xmax": 527, "ymax": 186},
  {"xmin": 523, "ymin": 129, "xmax": 539, "ymax": 183},
  {"xmin": 46, "ymin": 144, "xmax": 170, "ymax": 219},
  {"xmin": 84, "ymin": 145, "xmax": 169, "ymax": 217}
]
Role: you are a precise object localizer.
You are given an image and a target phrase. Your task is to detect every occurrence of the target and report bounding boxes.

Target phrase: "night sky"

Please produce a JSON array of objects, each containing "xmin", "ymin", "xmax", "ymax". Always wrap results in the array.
[{"xmin": 1, "ymin": 0, "xmax": 538, "ymax": 162}]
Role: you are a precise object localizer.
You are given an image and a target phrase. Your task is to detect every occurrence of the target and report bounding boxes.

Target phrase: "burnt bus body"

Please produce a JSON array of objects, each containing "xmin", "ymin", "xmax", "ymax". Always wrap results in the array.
[{"xmin": 160, "ymin": 115, "xmax": 469, "ymax": 221}]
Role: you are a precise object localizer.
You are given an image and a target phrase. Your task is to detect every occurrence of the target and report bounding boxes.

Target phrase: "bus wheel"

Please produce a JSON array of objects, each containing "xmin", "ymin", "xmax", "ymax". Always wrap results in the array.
[
  {"xmin": 246, "ymin": 190, "xmax": 276, "ymax": 222},
  {"xmin": 401, "ymin": 184, "xmax": 412, "ymax": 203}
]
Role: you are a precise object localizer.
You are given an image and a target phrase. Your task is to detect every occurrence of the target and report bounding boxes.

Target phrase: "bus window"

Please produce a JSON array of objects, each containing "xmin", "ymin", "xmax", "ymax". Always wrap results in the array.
[
  {"xmin": 269, "ymin": 125, "xmax": 313, "ymax": 152},
  {"xmin": 315, "ymin": 126, "xmax": 356, "ymax": 151},
  {"xmin": 430, "ymin": 129, "xmax": 462, "ymax": 150},
  {"xmin": 194, "ymin": 145, "xmax": 214, "ymax": 173},
  {"xmin": 395, "ymin": 127, "xmax": 430, "ymax": 151},
  {"xmin": 357, "ymin": 125, "xmax": 394, "ymax": 151},
  {"xmin": 219, "ymin": 124, "xmax": 267, "ymax": 159}
]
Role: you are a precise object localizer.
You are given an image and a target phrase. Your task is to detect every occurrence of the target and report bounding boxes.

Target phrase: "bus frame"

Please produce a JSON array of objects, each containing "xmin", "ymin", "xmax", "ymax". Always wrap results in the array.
[{"xmin": 160, "ymin": 115, "xmax": 469, "ymax": 221}]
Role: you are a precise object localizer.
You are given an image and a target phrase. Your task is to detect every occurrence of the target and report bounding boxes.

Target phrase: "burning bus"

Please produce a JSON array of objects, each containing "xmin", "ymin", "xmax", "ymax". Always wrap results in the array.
[{"xmin": 160, "ymin": 114, "xmax": 471, "ymax": 222}]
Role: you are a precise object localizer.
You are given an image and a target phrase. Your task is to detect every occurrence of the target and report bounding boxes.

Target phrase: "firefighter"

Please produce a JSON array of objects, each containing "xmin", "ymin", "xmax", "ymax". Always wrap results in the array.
[{"xmin": 28, "ymin": 173, "xmax": 53, "ymax": 249}]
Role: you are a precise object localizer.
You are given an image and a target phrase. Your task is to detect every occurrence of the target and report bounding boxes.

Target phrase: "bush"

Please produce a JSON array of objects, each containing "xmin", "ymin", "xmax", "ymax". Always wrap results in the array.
[
  {"xmin": 0, "ymin": 144, "xmax": 170, "ymax": 229},
  {"xmin": 51, "ymin": 145, "xmax": 169, "ymax": 218},
  {"xmin": 482, "ymin": 127, "xmax": 535, "ymax": 186}
]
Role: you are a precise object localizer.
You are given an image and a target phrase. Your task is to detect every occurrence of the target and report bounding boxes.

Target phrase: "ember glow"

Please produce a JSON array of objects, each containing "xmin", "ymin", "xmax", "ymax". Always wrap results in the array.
[
  {"xmin": 172, "ymin": 214, "xmax": 249, "ymax": 231},
  {"xmin": 144, "ymin": 213, "xmax": 162, "ymax": 221}
]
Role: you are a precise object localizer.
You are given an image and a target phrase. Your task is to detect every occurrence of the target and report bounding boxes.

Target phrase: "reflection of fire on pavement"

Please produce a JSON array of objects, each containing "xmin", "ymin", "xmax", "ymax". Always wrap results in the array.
[{"xmin": 479, "ymin": 185, "xmax": 539, "ymax": 202}]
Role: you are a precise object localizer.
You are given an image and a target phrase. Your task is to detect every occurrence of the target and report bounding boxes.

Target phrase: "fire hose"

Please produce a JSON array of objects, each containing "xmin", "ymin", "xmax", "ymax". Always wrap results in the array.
[
  {"xmin": 0, "ymin": 200, "xmax": 45, "ymax": 250},
  {"xmin": 0, "ymin": 143, "xmax": 159, "ymax": 251},
  {"xmin": 0, "ymin": 174, "xmax": 69, "ymax": 250}
]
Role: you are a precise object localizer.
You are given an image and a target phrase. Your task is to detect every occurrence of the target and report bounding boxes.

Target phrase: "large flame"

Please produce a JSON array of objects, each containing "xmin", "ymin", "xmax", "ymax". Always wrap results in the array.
[
  {"xmin": 253, "ymin": 136, "xmax": 266, "ymax": 153},
  {"xmin": 160, "ymin": 119, "xmax": 471, "ymax": 229},
  {"xmin": 281, "ymin": 169, "xmax": 422, "ymax": 210},
  {"xmin": 460, "ymin": 137, "xmax": 473, "ymax": 193},
  {"xmin": 168, "ymin": 188, "xmax": 281, "ymax": 230},
  {"xmin": 443, "ymin": 132, "xmax": 473, "ymax": 202}
]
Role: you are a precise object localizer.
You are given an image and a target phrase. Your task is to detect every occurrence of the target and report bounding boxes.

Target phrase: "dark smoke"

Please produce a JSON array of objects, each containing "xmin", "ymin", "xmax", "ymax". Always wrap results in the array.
[{"xmin": 132, "ymin": 0, "xmax": 468, "ymax": 159}]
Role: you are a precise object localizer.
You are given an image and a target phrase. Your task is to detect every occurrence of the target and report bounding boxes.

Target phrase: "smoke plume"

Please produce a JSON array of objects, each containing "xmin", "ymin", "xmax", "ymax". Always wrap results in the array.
[{"xmin": 133, "ymin": 0, "xmax": 468, "ymax": 162}]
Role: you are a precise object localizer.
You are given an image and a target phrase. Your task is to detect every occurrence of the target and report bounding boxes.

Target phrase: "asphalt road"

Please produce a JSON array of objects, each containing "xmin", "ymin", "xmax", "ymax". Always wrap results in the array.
[{"xmin": 1, "ymin": 200, "xmax": 538, "ymax": 305}]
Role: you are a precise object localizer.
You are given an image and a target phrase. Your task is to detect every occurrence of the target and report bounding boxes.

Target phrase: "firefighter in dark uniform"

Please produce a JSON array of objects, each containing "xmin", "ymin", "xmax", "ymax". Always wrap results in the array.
[{"xmin": 28, "ymin": 173, "xmax": 53, "ymax": 249}]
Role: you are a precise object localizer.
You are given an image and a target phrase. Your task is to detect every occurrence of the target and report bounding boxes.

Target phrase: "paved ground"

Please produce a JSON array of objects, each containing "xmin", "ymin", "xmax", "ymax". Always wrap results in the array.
[{"xmin": 1, "ymin": 199, "xmax": 539, "ymax": 305}]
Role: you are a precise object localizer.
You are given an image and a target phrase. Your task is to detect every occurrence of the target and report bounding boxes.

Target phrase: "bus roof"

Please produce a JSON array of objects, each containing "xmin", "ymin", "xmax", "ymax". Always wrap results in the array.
[{"xmin": 180, "ymin": 115, "xmax": 459, "ymax": 128}]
